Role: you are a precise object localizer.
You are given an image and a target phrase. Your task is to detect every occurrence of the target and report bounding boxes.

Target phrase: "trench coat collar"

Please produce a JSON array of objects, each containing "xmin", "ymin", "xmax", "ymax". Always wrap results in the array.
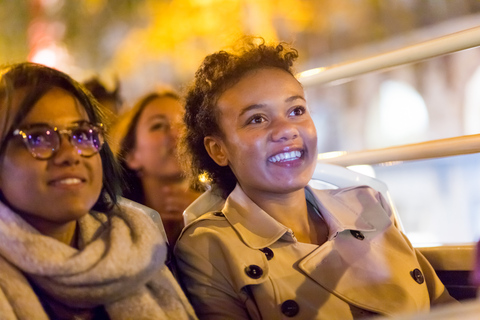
[{"xmin": 222, "ymin": 184, "xmax": 375, "ymax": 249}]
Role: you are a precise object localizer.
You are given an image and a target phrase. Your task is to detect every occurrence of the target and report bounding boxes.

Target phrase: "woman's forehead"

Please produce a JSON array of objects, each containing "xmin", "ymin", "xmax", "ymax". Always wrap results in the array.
[{"xmin": 20, "ymin": 87, "xmax": 89, "ymax": 124}]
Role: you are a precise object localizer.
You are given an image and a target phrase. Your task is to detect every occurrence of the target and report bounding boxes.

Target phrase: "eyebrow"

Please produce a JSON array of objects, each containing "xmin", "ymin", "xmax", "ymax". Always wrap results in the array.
[
  {"xmin": 145, "ymin": 114, "xmax": 168, "ymax": 123},
  {"xmin": 19, "ymin": 120, "xmax": 90, "ymax": 128},
  {"xmin": 239, "ymin": 95, "xmax": 306, "ymax": 117},
  {"xmin": 239, "ymin": 104, "xmax": 266, "ymax": 117},
  {"xmin": 285, "ymin": 95, "xmax": 306, "ymax": 103}
]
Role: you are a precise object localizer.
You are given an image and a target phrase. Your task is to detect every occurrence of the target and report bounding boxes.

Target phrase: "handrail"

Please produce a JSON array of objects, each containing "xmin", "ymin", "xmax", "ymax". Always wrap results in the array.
[
  {"xmin": 318, "ymin": 134, "xmax": 480, "ymax": 167},
  {"xmin": 298, "ymin": 25, "xmax": 480, "ymax": 86}
]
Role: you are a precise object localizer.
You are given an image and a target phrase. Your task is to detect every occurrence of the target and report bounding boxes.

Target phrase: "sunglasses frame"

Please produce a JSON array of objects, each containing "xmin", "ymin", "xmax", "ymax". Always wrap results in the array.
[{"xmin": 11, "ymin": 122, "xmax": 105, "ymax": 160}]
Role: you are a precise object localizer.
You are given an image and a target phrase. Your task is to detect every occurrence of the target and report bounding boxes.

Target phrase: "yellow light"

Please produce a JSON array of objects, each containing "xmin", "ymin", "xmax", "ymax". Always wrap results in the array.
[
  {"xmin": 198, "ymin": 172, "xmax": 211, "ymax": 183},
  {"xmin": 296, "ymin": 67, "xmax": 325, "ymax": 79}
]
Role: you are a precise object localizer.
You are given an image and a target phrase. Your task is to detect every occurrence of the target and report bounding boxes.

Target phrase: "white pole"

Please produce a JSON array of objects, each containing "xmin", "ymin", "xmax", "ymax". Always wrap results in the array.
[
  {"xmin": 298, "ymin": 26, "xmax": 480, "ymax": 86},
  {"xmin": 318, "ymin": 134, "xmax": 480, "ymax": 167}
]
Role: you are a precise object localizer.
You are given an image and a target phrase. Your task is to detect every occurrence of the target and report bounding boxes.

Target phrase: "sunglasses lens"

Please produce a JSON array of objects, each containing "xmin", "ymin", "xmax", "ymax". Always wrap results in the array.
[
  {"xmin": 17, "ymin": 123, "xmax": 104, "ymax": 159},
  {"xmin": 25, "ymin": 127, "xmax": 59, "ymax": 159},
  {"xmin": 71, "ymin": 126, "xmax": 104, "ymax": 157}
]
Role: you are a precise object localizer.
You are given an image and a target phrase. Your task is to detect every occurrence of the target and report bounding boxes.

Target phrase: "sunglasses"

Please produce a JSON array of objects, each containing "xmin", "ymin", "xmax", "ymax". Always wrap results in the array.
[{"xmin": 11, "ymin": 122, "xmax": 105, "ymax": 160}]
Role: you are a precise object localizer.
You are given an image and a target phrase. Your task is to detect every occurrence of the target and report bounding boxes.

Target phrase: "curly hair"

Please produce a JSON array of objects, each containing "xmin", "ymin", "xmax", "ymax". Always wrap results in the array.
[
  {"xmin": 0, "ymin": 62, "xmax": 121, "ymax": 212},
  {"xmin": 180, "ymin": 38, "xmax": 299, "ymax": 198}
]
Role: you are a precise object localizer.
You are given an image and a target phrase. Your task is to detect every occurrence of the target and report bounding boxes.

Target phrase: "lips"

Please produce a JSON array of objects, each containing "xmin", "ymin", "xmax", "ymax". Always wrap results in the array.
[{"xmin": 268, "ymin": 150, "xmax": 303, "ymax": 163}]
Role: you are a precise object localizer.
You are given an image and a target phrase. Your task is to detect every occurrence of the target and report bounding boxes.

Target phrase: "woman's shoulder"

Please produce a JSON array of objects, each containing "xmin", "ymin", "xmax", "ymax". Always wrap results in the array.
[
  {"xmin": 174, "ymin": 210, "xmax": 270, "ymax": 292},
  {"xmin": 177, "ymin": 210, "xmax": 236, "ymax": 243},
  {"xmin": 175, "ymin": 209, "xmax": 262, "ymax": 264}
]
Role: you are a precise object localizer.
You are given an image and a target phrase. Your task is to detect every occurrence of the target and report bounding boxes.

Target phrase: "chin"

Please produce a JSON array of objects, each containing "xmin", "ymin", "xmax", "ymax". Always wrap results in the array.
[
  {"xmin": 278, "ymin": 175, "xmax": 311, "ymax": 189},
  {"xmin": 157, "ymin": 171, "xmax": 184, "ymax": 181},
  {"xmin": 268, "ymin": 182, "xmax": 308, "ymax": 194}
]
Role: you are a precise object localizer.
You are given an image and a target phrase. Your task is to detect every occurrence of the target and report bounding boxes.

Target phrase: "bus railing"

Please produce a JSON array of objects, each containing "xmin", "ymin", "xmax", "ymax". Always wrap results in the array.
[
  {"xmin": 297, "ymin": 25, "xmax": 480, "ymax": 87},
  {"xmin": 317, "ymin": 134, "xmax": 480, "ymax": 166}
]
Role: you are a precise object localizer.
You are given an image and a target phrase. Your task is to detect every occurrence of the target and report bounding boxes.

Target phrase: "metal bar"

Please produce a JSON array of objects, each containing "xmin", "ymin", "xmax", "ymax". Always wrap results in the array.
[
  {"xmin": 298, "ymin": 26, "xmax": 480, "ymax": 86},
  {"xmin": 318, "ymin": 134, "xmax": 480, "ymax": 167}
]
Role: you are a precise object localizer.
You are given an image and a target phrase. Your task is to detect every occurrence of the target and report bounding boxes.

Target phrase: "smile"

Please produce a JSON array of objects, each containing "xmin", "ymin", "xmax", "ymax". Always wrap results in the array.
[
  {"xmin": 58, "ymin": 178, "xmax": 83, "ymax": 185},
  {"xmin": 268, "ymin": 150, "xmax": 303, "ymax": 163},
  {"xmin": 49, "ymin": 178, "xmax": 84, "ymax": 186}
]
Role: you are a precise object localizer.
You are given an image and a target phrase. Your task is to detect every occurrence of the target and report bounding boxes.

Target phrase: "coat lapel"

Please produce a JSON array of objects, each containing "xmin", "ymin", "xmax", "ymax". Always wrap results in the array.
[{"xmin": 299, "ymin": 186, "xmax": 431, "ymax": 315}]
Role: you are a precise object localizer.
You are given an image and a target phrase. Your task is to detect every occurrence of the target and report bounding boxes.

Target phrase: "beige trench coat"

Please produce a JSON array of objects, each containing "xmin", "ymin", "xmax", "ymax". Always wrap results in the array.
[{"xmin": 175, "ymin": 185, "xmax": 455, "ymax": 319}]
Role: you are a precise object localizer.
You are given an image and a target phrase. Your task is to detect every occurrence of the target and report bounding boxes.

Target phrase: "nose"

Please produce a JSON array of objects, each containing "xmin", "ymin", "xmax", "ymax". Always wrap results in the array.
[
  {"xmin": 270, "ymin": 118, "xmax": 299, "ymax": 142},
  {"xmin": 51, "ymin": 134, "xmax": 81, "ymax": 166}
]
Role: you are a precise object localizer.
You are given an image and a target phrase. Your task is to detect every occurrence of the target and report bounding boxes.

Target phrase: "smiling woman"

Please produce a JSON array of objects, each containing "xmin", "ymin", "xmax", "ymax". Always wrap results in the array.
[
  {"xmin": 174, "ymin": 38, "xmax": 457, "ymax": 319},
  {"xmin": 110, "ymin": 89, "xmax": 202, "ymax": 247},
  {"xmin": 0, "ymin": 63, "xmax": 196, "ymax": 319}
]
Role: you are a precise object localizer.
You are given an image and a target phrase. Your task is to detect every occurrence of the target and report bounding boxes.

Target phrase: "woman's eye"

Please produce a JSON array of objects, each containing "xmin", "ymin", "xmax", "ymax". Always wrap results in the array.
[
  {"xmin": 150, "ymin": 121, "xmax": 169, "ymax": 131},
  {"xmin": 289, "ymin": 106, "xmax": 306, "ymax": 117},
  {"xmin": 77, "ymin": 131, "xmax": 89, "ymax": 141},
  {"xmin": 30, "ymin": 133, "xmax": 48, "ymax": 146},
  {"xmin": 247, "ymin": 115, "xmax": 266, "ymax": 125}
]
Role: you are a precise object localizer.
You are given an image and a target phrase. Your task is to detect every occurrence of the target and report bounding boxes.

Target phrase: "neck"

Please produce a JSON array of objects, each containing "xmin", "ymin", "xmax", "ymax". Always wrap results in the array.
[
  {"xmin": 247, "ymin": 187, "xmax": 309, "ymax": 230},
  {"xmin": 141, "ymin": 175, "xmax": 189, "ymax": 211},
  {"xmin": 22, "ymin": 215, "xmax": 78, "ymax": 247},
  {"xmin": 140, "ymin": 175, "xmax": 199, "ymax": 247},
  {"xmin": 243, "ymin": 186, "xmax": 327, "ymax": 245}
]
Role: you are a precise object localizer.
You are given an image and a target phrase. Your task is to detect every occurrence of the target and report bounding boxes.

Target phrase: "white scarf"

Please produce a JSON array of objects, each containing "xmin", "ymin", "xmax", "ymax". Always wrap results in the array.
[{"xmin": 0, "ymin": 198, "xmax": 197, "ymax": 319}]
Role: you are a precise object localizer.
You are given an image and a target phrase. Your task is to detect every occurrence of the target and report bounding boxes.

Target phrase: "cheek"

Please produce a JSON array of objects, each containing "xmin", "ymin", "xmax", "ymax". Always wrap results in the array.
[
  {"xmin": 0, "ymin": 160, "xmax": 41, "ymax": 207},
  {"xmin": 137, "ymin": 133, "xmax": 169, "ymax": 154},
  {"xmin": 93, "ymin": 156, "xmax": 104, "ymax": 187},
  {"xmin": 227, "ymin": 134, "xmax": 265, "ymax": 171},
  {"xmin": 304, "ymin": 121, "xmax": 318, "ymax": 146}
]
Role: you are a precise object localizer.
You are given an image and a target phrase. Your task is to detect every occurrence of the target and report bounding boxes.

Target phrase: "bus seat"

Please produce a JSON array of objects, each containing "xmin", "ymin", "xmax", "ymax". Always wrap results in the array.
[{"xmin": 310, "ymin": 163, "xmax": 404, "ymax": 231}]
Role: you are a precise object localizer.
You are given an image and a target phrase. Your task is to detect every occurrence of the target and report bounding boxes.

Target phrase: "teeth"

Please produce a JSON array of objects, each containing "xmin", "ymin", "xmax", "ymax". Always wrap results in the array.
[
  {"xmin": 268, "ymin": 151, "xmax": 302, "ymax": 163},
  {"xmin": 58, "ymin": 178, "xmax": 82, "ymax": 185}
]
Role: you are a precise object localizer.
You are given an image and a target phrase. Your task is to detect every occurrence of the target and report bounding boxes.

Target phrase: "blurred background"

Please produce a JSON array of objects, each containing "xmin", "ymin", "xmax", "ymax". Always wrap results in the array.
[
  {"xmin": 2, "ymin": 0, "xmax": 480, "ymax": 245},
  {"xmin": 2, "ymin": 0, "xmax": 480, "ymax": 103}
]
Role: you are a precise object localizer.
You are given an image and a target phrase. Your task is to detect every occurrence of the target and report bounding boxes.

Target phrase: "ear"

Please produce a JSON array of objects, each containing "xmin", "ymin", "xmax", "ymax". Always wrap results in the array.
[
  {"xmin": 204, "ymin": 136, "xmax": 229, "ymax": 167},
  {"xmin": 125, "ymin": 150, "xmax": 142, "ymax": 171}
]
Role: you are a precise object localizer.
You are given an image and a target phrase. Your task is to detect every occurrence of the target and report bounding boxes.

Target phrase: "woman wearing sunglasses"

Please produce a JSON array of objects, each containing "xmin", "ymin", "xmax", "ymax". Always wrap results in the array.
[
  {"xmin": 174, "ymin": 39, "xmax": 456, "ymax": 319},
  {"xmin": 0, "ymin": 63, "xmax": 196, "ymax": 319}
]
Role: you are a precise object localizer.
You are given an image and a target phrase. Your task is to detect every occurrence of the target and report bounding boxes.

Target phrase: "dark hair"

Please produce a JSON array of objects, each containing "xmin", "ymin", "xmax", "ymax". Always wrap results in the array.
[
  {"xmin": 0, "ymin": 62, "xmax": 121, "ymax": 212},
  {"xmin": 111, "ymin": 89, "xmax": 181, "ymax": 203},
  {"xmin": 83, "ymin": 77, "xmax": 122, "ymax": 113},
  {"xmin": 180, "ymin": 37, "xmax": 299, "ymax": 198}
]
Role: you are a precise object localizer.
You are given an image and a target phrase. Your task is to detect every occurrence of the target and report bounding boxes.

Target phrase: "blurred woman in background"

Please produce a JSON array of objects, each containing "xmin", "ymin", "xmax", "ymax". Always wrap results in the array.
[
  {"xmin": 111, "ymin": 89, "xmax": 201, "ymax": 247},
  {"xmin": 0, "ymin": 63, "xmax": 196, "ymax": 319}
]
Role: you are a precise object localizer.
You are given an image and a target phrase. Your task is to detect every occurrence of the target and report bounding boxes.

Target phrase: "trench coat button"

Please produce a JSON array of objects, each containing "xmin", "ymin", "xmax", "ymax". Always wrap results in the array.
[
  {"xmin": 281, "ymin": 299, "xmax": 300, "ymax": 317},
  {"xmin": 410, "ymin": 268, "xmax": 425, "ymax": 284},
  {"xmin": 212, "ymin": 211, "xmax": 224, "ymax": 217},
  {"xmin": 350, "ymin": 230, "xmax": 365, "ymax": 240},
  {"xmin": 245, "ymin": 265, "xmax": 263, "ymax": 279},
  {"xmin": 260, "ymin": 247, "xmax": 274, "ymax": 260}
]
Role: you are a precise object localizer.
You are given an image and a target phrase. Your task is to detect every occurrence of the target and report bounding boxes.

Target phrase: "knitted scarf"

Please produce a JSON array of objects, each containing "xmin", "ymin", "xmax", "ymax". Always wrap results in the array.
[{"xmin": 0, "ymin": 198, "xmax": 197, "ymax": 320}]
